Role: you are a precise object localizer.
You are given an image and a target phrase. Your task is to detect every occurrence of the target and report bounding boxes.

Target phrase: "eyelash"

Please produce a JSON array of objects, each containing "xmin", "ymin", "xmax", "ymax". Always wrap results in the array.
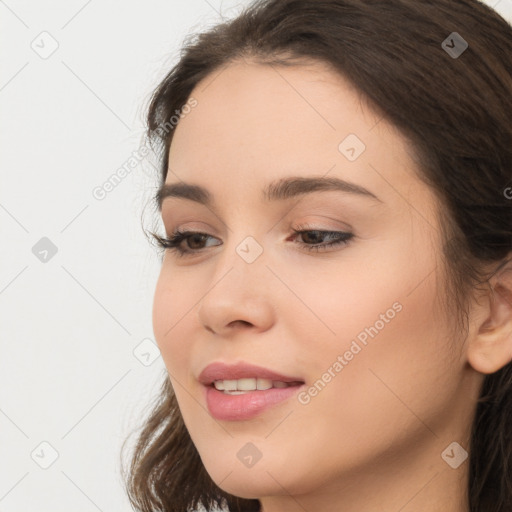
[{"xmin": 151, "ymin": 223, "xmax": 354, "ymax": 257}]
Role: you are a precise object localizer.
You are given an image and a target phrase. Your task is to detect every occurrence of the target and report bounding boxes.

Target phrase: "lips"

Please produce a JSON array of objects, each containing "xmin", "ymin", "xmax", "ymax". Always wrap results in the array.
[
  {"xmin": 198, "ymin": 361, "xmax": 305, "ymax": 386},
  {"xmin": 199, "ymin": 361, "xmax": 306, "ymax": 421}
]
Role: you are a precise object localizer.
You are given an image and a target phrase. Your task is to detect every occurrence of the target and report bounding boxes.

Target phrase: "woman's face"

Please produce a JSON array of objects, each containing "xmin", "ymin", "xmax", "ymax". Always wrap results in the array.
[{"xmin": 152, "ymin": 60, "xmax": 481, "ymax": 508}]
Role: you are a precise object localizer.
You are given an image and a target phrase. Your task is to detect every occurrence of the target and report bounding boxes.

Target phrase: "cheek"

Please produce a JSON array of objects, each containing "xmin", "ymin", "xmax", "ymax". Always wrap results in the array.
[
  {"xmin": 315, "ymin": 271, "xmax": 454, "ymax": 434},
  {"xmin": 294, "ymin": 234, "xmax": 455, "ymax": 419},
  {"xmin": 278, "ymin": 243, "xmax": 427, "ymax": 351},
  {"xmin": 273, "ymin": 277, "xmax": 454, "ymax": 484},
  {"xmin": 152, "ymin": 271, "xmax": 197, "ymax": 374}
]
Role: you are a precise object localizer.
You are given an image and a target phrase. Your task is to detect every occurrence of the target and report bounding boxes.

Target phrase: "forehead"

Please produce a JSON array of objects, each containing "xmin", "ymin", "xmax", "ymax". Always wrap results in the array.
[
  {"xmin": 166, "ymin": 60, "xmax": 428, "ymax": 210},
  {"xmin": 170, "ymin": 60, "xmax": 377, "ymax": 159}
]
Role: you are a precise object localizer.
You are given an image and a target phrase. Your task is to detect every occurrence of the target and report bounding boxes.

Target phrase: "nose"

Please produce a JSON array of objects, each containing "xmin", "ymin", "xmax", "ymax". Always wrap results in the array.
[{"xmin": 197, "ymin": 240, "xmax": 276, "ymax": 337}]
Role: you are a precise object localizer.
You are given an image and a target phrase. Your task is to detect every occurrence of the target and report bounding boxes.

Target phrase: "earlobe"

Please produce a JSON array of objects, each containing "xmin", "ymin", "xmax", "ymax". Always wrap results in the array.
[{"xmin": 467, "ymin": 267, "xmax": 512, "ymax": 375}]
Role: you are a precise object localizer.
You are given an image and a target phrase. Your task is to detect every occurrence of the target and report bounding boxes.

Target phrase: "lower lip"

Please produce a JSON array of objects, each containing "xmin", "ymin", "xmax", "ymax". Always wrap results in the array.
[{"xmin": 204, "ymin": 384, "xmax": 305, "ymax": 421}]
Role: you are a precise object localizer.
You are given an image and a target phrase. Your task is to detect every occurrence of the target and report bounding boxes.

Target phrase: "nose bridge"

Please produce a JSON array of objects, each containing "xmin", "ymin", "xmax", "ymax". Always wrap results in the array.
[
  {"xmin": 212, "ymin": 227, "xmax": 268, "ymax": 293},
  {"xmin": 197, "ymin": 226, "xmax": 275, "ymax": 333},
  {"xmin": 214, "ymin": 208, "xmax": 269, "ymax": 272}
]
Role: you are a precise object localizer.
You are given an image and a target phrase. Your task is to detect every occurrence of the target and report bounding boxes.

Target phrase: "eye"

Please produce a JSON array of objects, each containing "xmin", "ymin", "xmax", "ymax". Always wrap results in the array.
[
  {"xmin": 150, "ymin": 223, "xmax": 354, "ymax": 257},
  {"xmin": 151, "ymin": 230, "xmax": 221, "ymax": 257},
  {"xmin": 289, "ymin": 223, "xmax": 354, "ymax": 253}
]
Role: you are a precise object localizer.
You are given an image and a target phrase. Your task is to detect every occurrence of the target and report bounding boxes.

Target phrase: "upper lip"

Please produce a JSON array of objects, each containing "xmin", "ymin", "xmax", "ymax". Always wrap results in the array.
[{"xmin": 198, "ymin": 361, "xmax": 305, "ymax": 386}]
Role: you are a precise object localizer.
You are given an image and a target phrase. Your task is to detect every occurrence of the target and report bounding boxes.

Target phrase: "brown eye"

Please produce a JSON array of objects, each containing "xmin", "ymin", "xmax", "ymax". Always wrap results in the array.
[
  {"xmin": 186, "ymin": 233, "xmax": 209, "ymax": 249},
  {"xmin": 298, "ymin": 230, "xmax": 325, "ymax": 244},
  {"xmin": 291, "ymin": 225, "xmax": 354, "ymax": 253}
]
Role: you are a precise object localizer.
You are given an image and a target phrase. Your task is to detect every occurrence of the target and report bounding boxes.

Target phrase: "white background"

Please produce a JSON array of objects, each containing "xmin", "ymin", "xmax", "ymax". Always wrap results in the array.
[{"xmin": 1, "ymin": 1, "xmax": 511, "ymax": 511}]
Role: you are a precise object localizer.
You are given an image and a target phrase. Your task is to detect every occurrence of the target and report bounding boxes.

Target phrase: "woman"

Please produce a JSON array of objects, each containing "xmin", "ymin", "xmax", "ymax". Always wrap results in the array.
[{"xmin": 121, "ymin": 0, "xmax": 512, "ymax": 510}]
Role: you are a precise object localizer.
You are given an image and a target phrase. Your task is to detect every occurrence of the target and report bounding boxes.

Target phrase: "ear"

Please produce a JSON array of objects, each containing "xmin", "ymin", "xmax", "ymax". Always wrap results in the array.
[{"xmin": 467, "ymin": 259, "xmax": 512, "ymax": 375}]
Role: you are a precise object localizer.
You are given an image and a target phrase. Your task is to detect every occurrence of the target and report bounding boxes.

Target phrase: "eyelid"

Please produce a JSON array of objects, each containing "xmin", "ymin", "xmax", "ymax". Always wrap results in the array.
[
  {"xmin": 154, "ymin": 223, "xmax": 354, "ymax": 258},
  {"xmin": 162, "ymin": 216, "xmax": 353, "ymax": 241},
  {"xmin": 163, "ymin": 220, "xmax": 219, "ymax": 236}
]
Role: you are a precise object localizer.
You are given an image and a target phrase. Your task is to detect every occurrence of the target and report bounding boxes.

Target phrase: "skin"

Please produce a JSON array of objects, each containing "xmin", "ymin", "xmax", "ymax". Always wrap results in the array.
[{"xmin": 152, "ymin": 59, "xmax": 512, "ymax": 512}]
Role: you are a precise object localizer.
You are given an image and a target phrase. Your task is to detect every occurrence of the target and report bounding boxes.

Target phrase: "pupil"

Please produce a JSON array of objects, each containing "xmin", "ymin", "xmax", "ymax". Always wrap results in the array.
[
  {"xmin": 303, "ymin": 231, "xmax": 323, "ymax": 244},
  {"xmin": 189, "ymin": 234, "xmax": 206, "ymax": 249}
]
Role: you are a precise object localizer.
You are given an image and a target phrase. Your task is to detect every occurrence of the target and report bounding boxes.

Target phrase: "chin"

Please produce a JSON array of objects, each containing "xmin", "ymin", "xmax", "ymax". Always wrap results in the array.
[
  {"xmin": 205, "ymin": 454, "xmax": 309, "ymax": 500},
  {"xmin": 211, "ymin": 472, "xmax": 276, "ymax": 500}
]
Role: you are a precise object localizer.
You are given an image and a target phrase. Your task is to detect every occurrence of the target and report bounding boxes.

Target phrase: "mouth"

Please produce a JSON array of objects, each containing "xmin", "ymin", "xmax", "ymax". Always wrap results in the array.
[
  {"xmin": 210, "ymin": 377, "xmax": 304, "ymax": 394},
  {"xmin": 199, "ymin": 361, "xmax": 306, "ymax": 421}
]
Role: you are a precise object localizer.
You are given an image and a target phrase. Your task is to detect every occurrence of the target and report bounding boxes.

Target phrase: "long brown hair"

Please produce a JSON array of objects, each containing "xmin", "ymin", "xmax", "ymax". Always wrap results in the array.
[{"xmin": 120, "ymin": 1, "xmax": 512, "ymax": 510}]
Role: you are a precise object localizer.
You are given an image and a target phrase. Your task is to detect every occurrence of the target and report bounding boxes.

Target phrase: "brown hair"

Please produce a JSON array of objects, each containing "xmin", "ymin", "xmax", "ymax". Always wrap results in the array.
[{"xmin": 120, "ymin": 1, "xmax": 512, "ymax": 510}]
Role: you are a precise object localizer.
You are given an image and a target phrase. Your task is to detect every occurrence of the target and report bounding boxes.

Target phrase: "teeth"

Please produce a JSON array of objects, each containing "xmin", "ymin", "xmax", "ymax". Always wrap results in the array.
[
  {"xmin": 223, "ymin": 379, "xmax": 237, "ymax": 391},
  {"xmin": 257, "ymin": 378, "xmax": 273, "ymax": 390},
  {"xmin": 238, "ymin": 378, "xmax": 257, "ymax": 390},
  {"xmin": 213, "ymin": 378, "xmax": 294, "ymax": 393}
]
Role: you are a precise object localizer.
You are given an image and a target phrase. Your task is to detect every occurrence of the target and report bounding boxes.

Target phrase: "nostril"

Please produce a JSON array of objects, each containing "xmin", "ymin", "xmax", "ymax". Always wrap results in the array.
[{"xmin": 229, "ymin": 320, "xmax": 252, "ymax": 328}]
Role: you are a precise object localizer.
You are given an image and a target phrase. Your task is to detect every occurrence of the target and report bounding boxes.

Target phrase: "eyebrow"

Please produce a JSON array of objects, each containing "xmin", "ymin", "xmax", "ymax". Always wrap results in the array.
[{"xmin": 156, "ymin": 175, "xmax": 381, "ymax": 211}]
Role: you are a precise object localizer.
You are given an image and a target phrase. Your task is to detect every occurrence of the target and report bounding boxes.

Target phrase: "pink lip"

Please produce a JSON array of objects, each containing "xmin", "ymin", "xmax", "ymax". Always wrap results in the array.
[
  {"xmin": 198, "ymin": 361, "xmax": 305, "ymax": 421},
  {"xmin": 198, "ymin": 361, "xmax": 304, "ymax": 385}
]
